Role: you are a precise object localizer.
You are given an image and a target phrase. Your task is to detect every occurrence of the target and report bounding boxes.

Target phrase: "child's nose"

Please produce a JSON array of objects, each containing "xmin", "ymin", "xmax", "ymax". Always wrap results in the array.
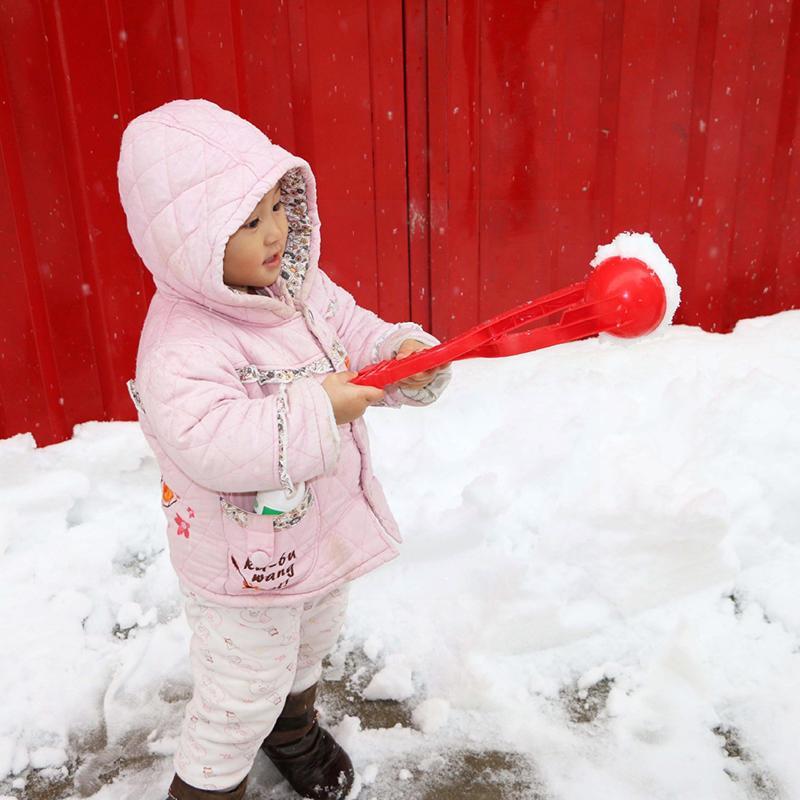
[{"xmin": 263, "ymin": 216, "xmax": 282, "ymax": 244}]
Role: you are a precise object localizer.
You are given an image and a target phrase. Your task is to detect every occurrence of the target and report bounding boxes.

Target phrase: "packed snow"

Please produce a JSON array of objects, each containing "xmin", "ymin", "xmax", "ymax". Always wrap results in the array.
[{"xmin": 2, "ymin": 306, "xmax": 800, "ymax": 799}]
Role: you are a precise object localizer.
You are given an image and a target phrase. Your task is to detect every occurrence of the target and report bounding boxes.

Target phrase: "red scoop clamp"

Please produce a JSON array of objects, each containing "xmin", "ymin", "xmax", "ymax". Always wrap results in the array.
[{"xmin": 352, "ymin": 257, "xmax": 668, "ymax": 389}]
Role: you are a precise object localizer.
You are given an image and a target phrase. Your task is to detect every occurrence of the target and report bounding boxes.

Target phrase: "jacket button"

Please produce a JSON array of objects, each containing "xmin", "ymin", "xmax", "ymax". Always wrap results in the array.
[{"xmin": 249, "ymin": 551, "xmax": 269, "ymax": 568}]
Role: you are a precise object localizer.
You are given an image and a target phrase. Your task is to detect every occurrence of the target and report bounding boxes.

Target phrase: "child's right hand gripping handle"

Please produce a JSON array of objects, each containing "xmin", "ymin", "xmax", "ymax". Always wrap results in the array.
[
  {"xmin": 322, "ymin": 371, "xmax": 385, "ymax": 424},
  {"xmin": 351, "ymin": 341, "xmax": 460, "ymax": 389}
]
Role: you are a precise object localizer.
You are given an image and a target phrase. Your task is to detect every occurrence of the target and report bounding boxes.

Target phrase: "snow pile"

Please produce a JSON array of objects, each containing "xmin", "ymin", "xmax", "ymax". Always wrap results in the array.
[
  {"xmin": 1, "ymin": 309, "xmax": 800, "ymax": 799},
  {"xmin": 411, "ymin": 699, "xmax": 451, "ymax": 735},
  {"xmin": 362, "ymin": 655, "xmax": 414, "ymax": 702},
  {"xmin": 0, "ymin": 424, "xmax": 188, "ymax": 792}
]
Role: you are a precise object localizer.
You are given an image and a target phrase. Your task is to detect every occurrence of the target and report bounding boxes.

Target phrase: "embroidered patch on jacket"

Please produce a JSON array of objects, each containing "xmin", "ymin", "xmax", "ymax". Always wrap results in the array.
[
  {"xmin": 230, "ymin": 550, "xmax": 298, "ymax": 591},
  {"xmin": 236, "ymin": 357, "xmax": 334, "ymax": 385},
  {"xmin": 174, "ymin": 513, "xmax": 191, "ymax": 538},
  {"xmin": 161, "ymin": 480, "xmax": 178, "ymax": 507}
]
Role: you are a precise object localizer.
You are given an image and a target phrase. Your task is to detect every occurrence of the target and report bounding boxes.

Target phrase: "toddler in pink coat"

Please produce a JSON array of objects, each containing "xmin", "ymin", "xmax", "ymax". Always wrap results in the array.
[{"xmin": 117, "ymin": 99, "xmax": 450, "ymax": 800}]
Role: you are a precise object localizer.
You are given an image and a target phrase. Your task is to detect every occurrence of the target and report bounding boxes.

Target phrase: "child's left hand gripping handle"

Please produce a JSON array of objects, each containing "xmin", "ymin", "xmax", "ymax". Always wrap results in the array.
[{"xmin": 322, "ymin": 371, "xmax": 385, "ymax": 423}]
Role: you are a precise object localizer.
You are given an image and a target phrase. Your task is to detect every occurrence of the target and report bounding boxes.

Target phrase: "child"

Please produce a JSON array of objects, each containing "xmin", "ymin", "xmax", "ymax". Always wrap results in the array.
[{"xmin": 118, "ymin": 99, "xmax": 450, "ymax": 800}]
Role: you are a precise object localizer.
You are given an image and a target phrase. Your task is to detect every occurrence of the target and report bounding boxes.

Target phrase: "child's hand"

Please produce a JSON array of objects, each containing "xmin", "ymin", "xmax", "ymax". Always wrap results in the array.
[
  {"xmin": 394, "ymin": 339, "xmax": 451, "ymax": 389},
  {"xmin": 322, "ymin": 371, "xmax": 385, "ymax": 425}
]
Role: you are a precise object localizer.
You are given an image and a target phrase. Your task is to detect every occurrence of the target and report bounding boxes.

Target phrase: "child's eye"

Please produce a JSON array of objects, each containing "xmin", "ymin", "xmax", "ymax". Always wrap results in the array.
[
  {"xmin": 273, "ymin": 200, "xmax": 283, "ymax": 212},
  {"xmin": 245, "ymin": 218, "xmax": 260, "ymax": 230}
]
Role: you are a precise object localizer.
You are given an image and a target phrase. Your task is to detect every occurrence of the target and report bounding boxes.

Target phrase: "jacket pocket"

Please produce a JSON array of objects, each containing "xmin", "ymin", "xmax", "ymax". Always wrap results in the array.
[{"xmin": 220, "ymin": 485, "xmax": 321, "ymax": 595}]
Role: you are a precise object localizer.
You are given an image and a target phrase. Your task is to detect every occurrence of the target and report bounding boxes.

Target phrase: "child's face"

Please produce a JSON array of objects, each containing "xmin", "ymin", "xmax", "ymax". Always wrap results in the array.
[{"xmin": 223, "ymin": 184, "xmax": 288, "ymax": 289}]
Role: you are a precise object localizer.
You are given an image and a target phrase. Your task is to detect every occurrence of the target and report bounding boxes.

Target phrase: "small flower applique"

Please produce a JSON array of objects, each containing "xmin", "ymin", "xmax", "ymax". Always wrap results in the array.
[
  {"xmin": 162, "ymin": 481, "xmax": 178, "ymax": 507},
  {"xmin": 175, "ymin": 514, "xmax": 191, "ymax": 538}
]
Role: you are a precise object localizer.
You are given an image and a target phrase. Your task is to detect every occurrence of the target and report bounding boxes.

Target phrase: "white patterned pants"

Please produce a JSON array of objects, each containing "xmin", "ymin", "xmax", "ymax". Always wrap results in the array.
[{"xmin": 173, "ymin": 583, "xmax": 349, "ymax": 791}]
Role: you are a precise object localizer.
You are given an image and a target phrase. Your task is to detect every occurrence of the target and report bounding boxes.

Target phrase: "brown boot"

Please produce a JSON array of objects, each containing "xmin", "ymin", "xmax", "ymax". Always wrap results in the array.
[
  {"xmin": 166, "ymin": 773, "xmax": 247, "ymax": 800},
  {"xmin": 261, "ymin": 684, "xmax": 354, "ymax": 800}
]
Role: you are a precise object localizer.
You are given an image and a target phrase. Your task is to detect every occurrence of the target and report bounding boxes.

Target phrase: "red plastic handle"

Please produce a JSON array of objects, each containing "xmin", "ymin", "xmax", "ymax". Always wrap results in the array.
[{"xmin": 352, "ymin": 283, "xmax": 587, "ymax": 388}]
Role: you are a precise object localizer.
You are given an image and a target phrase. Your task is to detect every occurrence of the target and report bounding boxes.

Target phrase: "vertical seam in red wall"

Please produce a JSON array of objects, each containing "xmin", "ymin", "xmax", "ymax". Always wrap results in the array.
[
  {"xmin": 401, "ymin": 0, "xmax": 412, "ymax": 321},
  {"xmin": 440, "ymin": 0, "xmax": 450, "ymax": 329},
  {"xmin": 400, "ymin": 0, "xmax": 414, "ymax": 319},
  {"xmin": 403, "ymin": 0, "xmax": 432, "ymax": 330},
  {"xmin": 476, "ymin": 0, "xmax": 483, "ymax": 323},
  {"xmin": 105, "ymin": 0, "xmax": 135, "ymax": 125},
  {"xmin": 365, "ymin": 0, "xmax": 381, "ymax": 313},
  {"xmin": 287, "ymin": 1, "xmax": 313, "ymax": 162},
  {"xmin": 427, "ymin": 0, "xmax": 447, "ymax": 336},
  {"xmin": 279, "ymin": 1, "xmax": 295, "ymax": 148},
  {"xmin": 422, "ymin": 0, "xmax": 431, "ymax": 330},
  {"xmin": 229, "ymin": 0, "xmax": 247, "ymax": 118},
  {"xmin": 645, "ymin": 0, "xmax": 665, "ymax": 226},
  {"xmin": 47, "ymin": 0, "xmax": 116, "ymax": 419},
  {"xmin": 679, "ymin": 0, "xmax": 719, "ymax": 324},
  {"xmin": 761, "ymin": 0, "xmax": 800, "ymax": 311},
  {"xmin": 595, "ymin": 0, "xmax": 621, "ymax": 242},
  {"xmin": 169, "ymin": 0, "xmax": 194, "ymax": 97},
  {"xmin": 109, "ymin": 0, "xmax": 153, "ymax": 302},
  {"xmin": 0, "ymin": 37, "xmax": 69, "ymax": 442},
  {"xmin": 610, "ymin": 0, "xmax": 627, "ymax": 234},
  {"xmin": 721, "ymin": 0, "xmax": 758, "ymax": 331},
  {"xmin": 551, "ymin": 0, "xmax": 563, "ymax": 286}
]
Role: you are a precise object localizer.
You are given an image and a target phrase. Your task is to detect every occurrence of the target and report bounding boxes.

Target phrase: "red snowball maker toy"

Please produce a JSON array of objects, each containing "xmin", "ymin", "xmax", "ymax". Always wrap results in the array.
[{"xmin": 352, "ymin": 256, "xmax": 668, "ymax": 389}]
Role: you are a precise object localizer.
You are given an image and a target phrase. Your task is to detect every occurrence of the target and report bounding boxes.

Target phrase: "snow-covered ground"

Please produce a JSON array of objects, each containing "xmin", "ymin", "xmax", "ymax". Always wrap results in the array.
[{"xmin": 2, "ymin": 310, "xmax": 799, "ymax": 800}]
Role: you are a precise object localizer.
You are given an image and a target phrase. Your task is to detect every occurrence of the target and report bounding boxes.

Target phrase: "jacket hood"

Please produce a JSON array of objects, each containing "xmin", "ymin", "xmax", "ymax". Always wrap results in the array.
[{"xmin": 117, "ymin": 99, "xmax": 321, "ymax": 322}]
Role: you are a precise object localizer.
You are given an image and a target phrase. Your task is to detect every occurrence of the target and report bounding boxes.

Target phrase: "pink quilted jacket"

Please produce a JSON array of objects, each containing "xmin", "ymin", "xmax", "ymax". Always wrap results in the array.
[{"xmin": 118, "ymin": 99, "xmax": 449, "ymax": 607}]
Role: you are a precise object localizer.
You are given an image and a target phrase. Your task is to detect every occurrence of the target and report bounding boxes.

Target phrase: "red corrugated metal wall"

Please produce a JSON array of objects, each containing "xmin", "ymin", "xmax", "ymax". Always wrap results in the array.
[
  {"xmin": 428, "ymin": 0, "xmax": 800, "ymax": 340},
  {"xmin": 1, "ymin": 0, "xmax": 799, "ymax": 446}
]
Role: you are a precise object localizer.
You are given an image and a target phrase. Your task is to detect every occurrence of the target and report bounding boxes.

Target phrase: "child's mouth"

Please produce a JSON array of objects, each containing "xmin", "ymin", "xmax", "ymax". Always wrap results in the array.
[{"xmin": 263, "ymin": 253, "xmax": 281, "ymax": 267}]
